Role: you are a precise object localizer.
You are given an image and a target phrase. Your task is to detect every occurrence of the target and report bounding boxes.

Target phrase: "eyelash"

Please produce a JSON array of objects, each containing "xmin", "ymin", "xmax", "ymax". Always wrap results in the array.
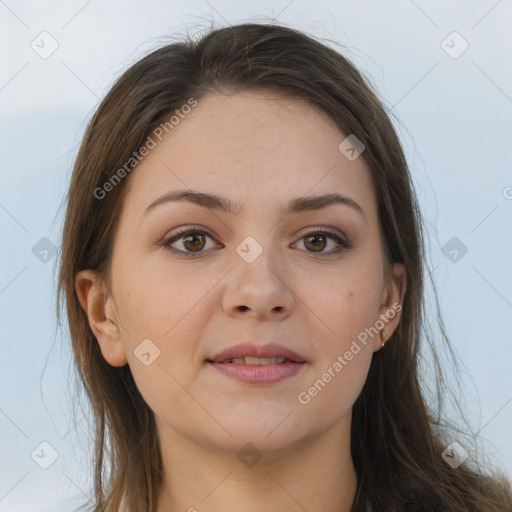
[{"xmin": 160, "ymin": 225, "xmax": 351, "ymax": 258}]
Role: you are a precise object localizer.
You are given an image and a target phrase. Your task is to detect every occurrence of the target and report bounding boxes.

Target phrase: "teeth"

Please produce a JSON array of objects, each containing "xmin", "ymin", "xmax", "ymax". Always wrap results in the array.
[
  {"xmin": 245, "ymin": 356, "xmax": 266, "ymax": 365},
  {"xmin": 259, "ymin": 357, "xmax": 277, "ymax": 365},
  {"xmin": 220, "ymin": 356, "xmax": 289, "ymax": 365}
]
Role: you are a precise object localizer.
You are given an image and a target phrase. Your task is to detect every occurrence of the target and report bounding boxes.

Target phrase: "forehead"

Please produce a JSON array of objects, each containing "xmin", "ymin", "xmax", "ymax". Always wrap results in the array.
[{"xmin": 122, "ymin": 90, "xmax": 376, "ymax": 218}]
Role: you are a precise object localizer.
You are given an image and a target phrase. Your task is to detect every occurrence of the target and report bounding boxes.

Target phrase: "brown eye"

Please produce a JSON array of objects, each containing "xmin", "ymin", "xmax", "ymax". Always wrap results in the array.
[
  {"xmin": 304, "ymin": 234, "xmax": 327, "ymax": 252},
  {"xmin": 162, "ymin": 228, "xmax": 220, "ymax": 257},
  {"xmin": 295, "ymin": 229, "xmax": 351, "ymax": 256},
  {"xmin": 182, "ymin": 233, "xmax": 206, "ymax": 252}
]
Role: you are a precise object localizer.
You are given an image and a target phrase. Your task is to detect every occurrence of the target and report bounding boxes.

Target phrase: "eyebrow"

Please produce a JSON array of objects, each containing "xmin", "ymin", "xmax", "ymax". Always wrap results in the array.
[{"xmin": 143, "ymin": 189, "xmax": 366, "ymax": 220}]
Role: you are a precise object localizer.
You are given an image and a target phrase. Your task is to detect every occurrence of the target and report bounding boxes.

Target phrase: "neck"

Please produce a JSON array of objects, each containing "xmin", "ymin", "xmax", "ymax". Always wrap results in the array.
[{"xmin": 155, "ymin": 415, "xmax": 357, "ymax": 512}]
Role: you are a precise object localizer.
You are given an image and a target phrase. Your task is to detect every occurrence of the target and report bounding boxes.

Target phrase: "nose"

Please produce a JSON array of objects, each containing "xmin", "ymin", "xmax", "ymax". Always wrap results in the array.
[{"xmin": 222, "ymin": 246, "xmax": 294, "ymax": 320}]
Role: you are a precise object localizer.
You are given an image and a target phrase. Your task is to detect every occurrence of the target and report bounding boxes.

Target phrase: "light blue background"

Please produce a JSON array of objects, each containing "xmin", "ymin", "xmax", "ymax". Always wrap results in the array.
[{"xmin": 1, "ymin": 1, "xmax": 511, "ymax": 510}]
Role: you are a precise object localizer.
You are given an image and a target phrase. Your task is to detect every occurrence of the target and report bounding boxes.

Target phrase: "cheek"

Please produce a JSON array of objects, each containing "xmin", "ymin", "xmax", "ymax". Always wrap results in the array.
[
  {"xmin": 113, "ymin": 259, "xmax": 217, "ymax": 393},
  {"xmin": 312, "ymin": 267, "xmax": 383, "ymax": 352},
  {"xmin": 298, "ymin": 281, "xmax": 378, "ymax": 406},
  {"xmin": 296, "ymin": 345, "xmax": 373, "ymax": 427},
  {"xmin": 114, "ymin": 254, "xmax": 214, "ymax": 339},
  {"xmin": 301, "ymin": 268, "xmax": 381, "ymax": 410}
]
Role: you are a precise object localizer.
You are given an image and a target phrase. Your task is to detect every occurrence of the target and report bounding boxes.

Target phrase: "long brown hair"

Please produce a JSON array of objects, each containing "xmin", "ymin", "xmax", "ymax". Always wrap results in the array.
[{"xmin": 57, "ymin": 22, "xmax": 512, "ymax": 512}]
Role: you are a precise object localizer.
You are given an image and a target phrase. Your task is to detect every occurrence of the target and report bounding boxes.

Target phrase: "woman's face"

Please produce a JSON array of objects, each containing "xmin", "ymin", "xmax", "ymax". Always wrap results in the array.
[{"xmin": 77, "ymin": 89, "xmax": 405, "ymax": 453}]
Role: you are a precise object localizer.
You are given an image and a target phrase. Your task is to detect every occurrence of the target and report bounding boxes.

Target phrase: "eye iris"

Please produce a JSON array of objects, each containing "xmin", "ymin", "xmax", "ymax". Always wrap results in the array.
[
  {"xmin": 183, "ymin": 233, "xmax": 205, "ymax": 251},
  {"xmin": 304, "ymin": 234, "xmax": 326, "ymax": 252}
]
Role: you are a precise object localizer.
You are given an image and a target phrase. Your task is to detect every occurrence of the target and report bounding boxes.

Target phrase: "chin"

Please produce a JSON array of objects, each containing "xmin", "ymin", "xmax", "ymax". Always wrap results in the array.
[{"xmin": 212, "ymin": 408, "xmax": 315, "ymax": 452}]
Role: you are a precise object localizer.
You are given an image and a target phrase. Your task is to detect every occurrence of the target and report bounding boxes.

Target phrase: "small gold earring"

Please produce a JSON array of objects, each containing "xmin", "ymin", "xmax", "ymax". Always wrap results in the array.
[{"xmin": 380, "ymin": 330, "xmax": 387, "ymax": 349}]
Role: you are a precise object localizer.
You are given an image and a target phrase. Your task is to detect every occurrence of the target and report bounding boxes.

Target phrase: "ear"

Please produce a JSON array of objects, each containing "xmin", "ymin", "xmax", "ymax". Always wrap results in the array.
[
  {"xmin": 75, "ymin": 269, "xmax": 128, "ymax": 367},
  {"xmin": 373, "ymin": 262, "xmax": 407, "ymax": 352}
]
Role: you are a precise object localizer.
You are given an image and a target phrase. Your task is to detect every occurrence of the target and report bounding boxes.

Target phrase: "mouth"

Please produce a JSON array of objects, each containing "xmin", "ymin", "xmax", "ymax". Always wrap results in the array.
[
  {"xmin": 207, "ymin": 342, "xmax": 306, "ymax": 365},
  {"xmin": 206, "ymin": 356, "xmax": 300, "ymax": 365},
  {"xmin": 206, "ymin": 359, "xmax": 306, "ymax": 384},
  {"xmin": 206, "ymin": 342, "xmax": 307, "ymax": 384}
]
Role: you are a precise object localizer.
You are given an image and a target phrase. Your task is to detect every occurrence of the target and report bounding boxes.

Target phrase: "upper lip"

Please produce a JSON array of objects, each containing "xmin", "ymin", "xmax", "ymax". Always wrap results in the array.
[{"xmin": 208, "ymin": 343, "xmax": 306, "ymax": 363}]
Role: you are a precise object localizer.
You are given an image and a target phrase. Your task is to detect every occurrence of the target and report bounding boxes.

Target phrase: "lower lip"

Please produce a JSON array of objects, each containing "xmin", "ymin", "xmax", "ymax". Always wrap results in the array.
[{"xmin": 207, "ymin": 361, "xmax": 305, "ymax": 384}]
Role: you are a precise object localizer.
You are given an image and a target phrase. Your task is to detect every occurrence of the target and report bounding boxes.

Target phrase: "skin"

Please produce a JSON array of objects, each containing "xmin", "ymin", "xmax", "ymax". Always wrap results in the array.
[{"xmin": 76, "ymin": 89, "xmax": 406, "ymax": 512}]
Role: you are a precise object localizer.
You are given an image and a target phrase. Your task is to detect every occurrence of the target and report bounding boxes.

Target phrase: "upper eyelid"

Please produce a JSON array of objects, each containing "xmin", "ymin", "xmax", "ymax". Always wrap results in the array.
[{"xmin": 164, "ymin": 225, "xmax": 346, "ymax": 239}]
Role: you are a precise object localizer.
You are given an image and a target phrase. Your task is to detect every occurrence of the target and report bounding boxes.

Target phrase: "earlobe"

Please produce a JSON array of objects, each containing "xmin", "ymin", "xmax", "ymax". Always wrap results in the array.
[
  {"xmin": 375, "ymin": 262, "xmax": 407, "ymax": 351},
  {"xmin": 75, "ymin": 270, "xmax": 128, "ymax": 367}
]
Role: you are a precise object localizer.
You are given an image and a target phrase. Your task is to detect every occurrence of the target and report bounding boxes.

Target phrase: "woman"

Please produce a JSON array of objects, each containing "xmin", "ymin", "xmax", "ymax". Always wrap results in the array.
[{"xmin": 57, "ymin": 22, "xmax": 512, "ymax": 512}]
